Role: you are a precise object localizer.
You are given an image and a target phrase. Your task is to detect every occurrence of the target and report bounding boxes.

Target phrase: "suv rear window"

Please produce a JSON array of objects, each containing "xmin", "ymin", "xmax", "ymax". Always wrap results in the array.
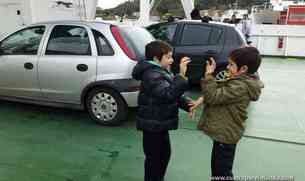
[
  {"xmin": 209, "ymin": 27, "xmax": 224, "ymax": 45},
  {"xmin": 147, "ymin": 24, "xmax": 177, "ymax": 43},
  {"xmin": 181, "ymin": 24, "xmax": 212, "ymax": 45},
  {"xmin": 118, "ymin": 27, "xmax": 155, "ymax": 61}
]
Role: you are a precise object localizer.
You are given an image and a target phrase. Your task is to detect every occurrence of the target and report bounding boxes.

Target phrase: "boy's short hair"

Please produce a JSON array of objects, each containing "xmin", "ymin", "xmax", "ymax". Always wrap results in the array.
[
  {"xmin": 229, "ymin": 47, "xmax": 262, "ymax": 74},
  {"xmin": 191, "ymin": 8, "xmax": 201, "ymax": 20},
  {"xmin": 145, "ymin": 40, "xmax": 173, "ymax": 61}
]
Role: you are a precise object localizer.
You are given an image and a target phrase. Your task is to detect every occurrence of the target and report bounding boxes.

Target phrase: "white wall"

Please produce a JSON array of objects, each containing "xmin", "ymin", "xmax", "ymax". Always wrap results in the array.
[
  {"xmin": 251, "ymin": 24, "xmax": 305, "ymax": 57},
  {"xmin": 0, "ymin": 0, "xmax": 97, "ymax": 38},
  {"xmin": 30, "ymin": 0, "xmax": 97, "ymax": 22},
  {"xmin": 0, "ymin": 0, "xmax": 32, "ymax": 37},
  {"xmin": 30, "ymin": 0, "xmax": 80, "ymax": 22},
  {"xmin": 252, "ymin": 10, "xmax": 280, "ymax": 24}
]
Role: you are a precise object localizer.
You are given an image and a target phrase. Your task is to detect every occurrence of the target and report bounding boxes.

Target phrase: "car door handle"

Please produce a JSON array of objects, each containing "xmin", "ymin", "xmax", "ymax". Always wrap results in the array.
[
  {"xmin": 76, "ymin": 64, "xmax": 88, "ymax": 72},
  {"xmin": 205, "ymin": 50, "xmax": 217, "ymax": 55},
  {"xmin": 24, "ymin": 62, "xmax": 34, "ymax": 70}
]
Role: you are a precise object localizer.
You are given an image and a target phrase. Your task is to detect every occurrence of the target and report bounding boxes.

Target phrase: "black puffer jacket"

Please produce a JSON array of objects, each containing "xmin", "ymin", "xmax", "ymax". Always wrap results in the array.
[{"xmin": 132, "ymin": 60, "xmax": 190, "ymax": 132}]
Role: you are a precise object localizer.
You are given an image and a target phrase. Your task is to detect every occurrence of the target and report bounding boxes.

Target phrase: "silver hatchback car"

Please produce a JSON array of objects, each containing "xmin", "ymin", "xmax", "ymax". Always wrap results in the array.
[{"xmin": 0, "ymin": 21, "xmax": 155, "ymax": 125}]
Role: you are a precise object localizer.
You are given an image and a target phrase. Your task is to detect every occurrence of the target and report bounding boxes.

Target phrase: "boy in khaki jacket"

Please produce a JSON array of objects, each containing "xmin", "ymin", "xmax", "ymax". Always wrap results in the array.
[{"xmin": 191, "ymin": 47, "xmax": 264, "ymax": 180}]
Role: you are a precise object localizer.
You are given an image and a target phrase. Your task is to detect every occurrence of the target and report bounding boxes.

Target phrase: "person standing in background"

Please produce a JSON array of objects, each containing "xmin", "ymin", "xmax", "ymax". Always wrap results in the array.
[{"xmin": 241, "ymin": 14, "xmax": 251, "ymax": 43}]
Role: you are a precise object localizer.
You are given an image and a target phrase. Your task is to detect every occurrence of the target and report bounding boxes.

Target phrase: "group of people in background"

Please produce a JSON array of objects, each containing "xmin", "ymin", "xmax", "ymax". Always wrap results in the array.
[
  {"xmin": 189, "ymin": 8, "xmax": 252, "ymax": 43},
  {"xmin": 190, "ymin": 8, "xmax": 213, "ymax": 23},
  {"xmin": 166, "ymin": 8, "xmax": 252, "ymax": 44}
]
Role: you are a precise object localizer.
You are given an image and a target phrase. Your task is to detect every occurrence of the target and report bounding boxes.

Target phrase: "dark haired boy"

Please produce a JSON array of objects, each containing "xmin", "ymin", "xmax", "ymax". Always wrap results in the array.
[
  {"xmin": 191, "ymin": 47, "xmax": 264, "ymax": 180},
  {"xmin": 132, "ymin": 40, "xmax": 193, "ymax": 181}
]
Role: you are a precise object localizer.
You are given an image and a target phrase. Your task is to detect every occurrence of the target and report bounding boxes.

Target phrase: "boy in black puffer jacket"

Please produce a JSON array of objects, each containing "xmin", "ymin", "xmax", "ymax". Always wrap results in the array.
[{"xmin": 132, "ymin": 40, "xmax": 193, "ymax": 181}]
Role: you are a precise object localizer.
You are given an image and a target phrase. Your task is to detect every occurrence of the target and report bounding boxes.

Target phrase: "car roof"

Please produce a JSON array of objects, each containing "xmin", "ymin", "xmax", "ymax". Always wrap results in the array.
[
  {"xmin": 30, "ymin": 20, "xmax": 112, "ymax": 27},
  {"xmin": 29, "ymin": 20, "xmax": 144, "ymax": 30},
  {"xmin": 178, "ymin": 20, "xmax": 234, "ymax": 26},
  {"xmin": 148, "ymin": 19, "xmax": 236, "ymax": 29}
]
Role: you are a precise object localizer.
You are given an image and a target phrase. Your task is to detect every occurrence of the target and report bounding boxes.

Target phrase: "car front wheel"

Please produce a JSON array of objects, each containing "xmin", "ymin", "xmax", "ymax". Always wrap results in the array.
[{"xmin": 86, "ymin": 88, "xmax": 128, "ymax": 126}]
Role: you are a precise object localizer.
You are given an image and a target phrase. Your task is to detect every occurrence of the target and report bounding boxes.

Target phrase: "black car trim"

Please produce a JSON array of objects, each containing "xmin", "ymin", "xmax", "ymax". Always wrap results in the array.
[{"xmin": 81, "ymin": 78, "xmax": 140, "ymax": 105}]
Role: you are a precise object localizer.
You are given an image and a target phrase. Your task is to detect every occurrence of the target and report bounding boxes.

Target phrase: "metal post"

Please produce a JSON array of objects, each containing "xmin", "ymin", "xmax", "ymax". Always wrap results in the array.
[
  {"xmin": 138, "ymin": 0, "xmax": 150, "ymax": 25},
  {"xmin": 180, "ymin": 0, "xmax": 194, "ymax": 20},
  {"xmin": 284, "ymin": 36, "xmax": 288, "ymax": 57},
  {"xmin": 138, "ymin": 0, "xmax": 194, "ymax": 24}
]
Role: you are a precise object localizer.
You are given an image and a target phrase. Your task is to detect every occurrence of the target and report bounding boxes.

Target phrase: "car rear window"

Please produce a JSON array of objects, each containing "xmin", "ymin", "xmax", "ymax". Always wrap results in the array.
[
  {"xmin": 46, "ymin": 25, "xmax": 91, "ymax": 56},
  {"xmin": 118, "ymin": 27, "xmax": 155, "ymax": 61},
  {"xmin": 147, "ymin": 24, "xmax": 177, "ymax": 43},
  {"xmin": 209, "ymin": 27, "xmax": 224, "ymax": 45},
  {"xmin": 181, "ymin": 24, "xmax": 212, "ymax": 45}
]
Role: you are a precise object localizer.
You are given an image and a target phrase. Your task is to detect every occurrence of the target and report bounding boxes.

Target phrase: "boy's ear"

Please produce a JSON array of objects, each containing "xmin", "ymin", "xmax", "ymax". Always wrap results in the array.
[
  {"xmin": 153, "ymin": 56, "xmax": 160, "ymax": 62},
  {"xmin": 240, "ymin": 65, "xmax": 248, "ymax": 74}
]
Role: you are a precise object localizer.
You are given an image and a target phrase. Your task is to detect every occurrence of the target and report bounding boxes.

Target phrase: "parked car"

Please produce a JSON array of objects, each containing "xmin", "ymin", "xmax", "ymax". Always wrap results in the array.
[
  {"xmin": 0, "ymin": 20, "xmax": 154, "ymax": 125},
  {"xmin": 146, "ymin": 20, "xmax": 246, "ymax": 82}
]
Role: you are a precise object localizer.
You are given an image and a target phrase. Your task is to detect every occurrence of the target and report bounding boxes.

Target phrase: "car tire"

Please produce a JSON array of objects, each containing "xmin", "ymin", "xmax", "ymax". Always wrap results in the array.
[{"xmin": 86, "ymin": 88, "xmax": 128, "ymax": 126}]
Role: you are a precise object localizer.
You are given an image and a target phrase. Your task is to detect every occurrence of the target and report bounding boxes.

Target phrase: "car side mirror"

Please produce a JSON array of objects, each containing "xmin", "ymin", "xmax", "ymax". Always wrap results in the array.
[{"xmin": 247, "ymin": 41, "xmax": 252, "ymax": 45}]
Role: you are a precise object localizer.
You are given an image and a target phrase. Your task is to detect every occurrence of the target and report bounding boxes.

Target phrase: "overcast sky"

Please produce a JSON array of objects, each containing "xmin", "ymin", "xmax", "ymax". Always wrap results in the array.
[{"xmin": 98, "ymin": 0, "xmax": 128, "ymax": 9}]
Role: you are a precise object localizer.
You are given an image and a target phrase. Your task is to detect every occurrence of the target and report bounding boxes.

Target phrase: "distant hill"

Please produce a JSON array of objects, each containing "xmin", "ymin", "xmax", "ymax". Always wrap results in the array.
[
  {"xmin": 196, "ymin": 0, "xmax": 268, "ymax": 9},
  {"xmin": 96, "ymin": 0, "xmax": 269, "ymax": 19},
  {"xmin": 97, "ymin": 0, "xmax": 140, "ymax": 18}
]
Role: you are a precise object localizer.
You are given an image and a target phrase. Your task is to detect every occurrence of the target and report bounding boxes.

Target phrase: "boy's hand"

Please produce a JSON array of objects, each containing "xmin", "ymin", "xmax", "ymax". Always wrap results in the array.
[
  {"xmin": 192, "ymin": 97, "xmax": 204, "ymax": 110},
  {"xmin": 188, "ymin": 97, "xmax": 204, "ymax": 119},
  {"xmin": 179, "ymin": 57, "xmax": 191, "ymax": 77},
  {"xmin": 205, "ymin": 57, "xmax": 216, "ymax": 76},
  {"xmin": 188, "ymin": 101, "xmax": 195, "ymax": 119},
  {"xmin": 188, "ymin": 109, "xmax": 195, "ymax": 120}
]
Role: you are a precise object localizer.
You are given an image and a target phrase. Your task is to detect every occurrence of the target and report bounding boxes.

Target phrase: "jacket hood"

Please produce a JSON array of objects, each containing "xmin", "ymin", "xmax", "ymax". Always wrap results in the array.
[
  {"xmin": 242, "ymin": 74, "xmax": 264, "ymax": 101},
  {"xmin": 132, "ymin": 60, "xmax": 161, "ymax": 81}
]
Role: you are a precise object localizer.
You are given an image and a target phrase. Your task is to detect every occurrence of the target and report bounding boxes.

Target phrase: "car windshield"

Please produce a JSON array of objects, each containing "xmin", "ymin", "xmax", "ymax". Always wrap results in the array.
[{"xmin": 119, "ymin": 27, "xmax": 155, "ymax": 61}]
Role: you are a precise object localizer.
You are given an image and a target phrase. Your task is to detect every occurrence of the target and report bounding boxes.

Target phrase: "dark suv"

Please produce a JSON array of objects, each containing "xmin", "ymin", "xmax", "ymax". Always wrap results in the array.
[{"xmin": 147, "ymin": 20, "xmax": 246, "ymax": 82}]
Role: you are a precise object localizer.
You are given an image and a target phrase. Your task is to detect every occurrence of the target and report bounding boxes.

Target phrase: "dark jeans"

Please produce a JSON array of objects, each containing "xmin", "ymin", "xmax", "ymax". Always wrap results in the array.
[
  {"xmin": 143, "ymin": 131, "xmax": 171, "ymax": 181},
  {"xmin": 211, "ymin": 141, "xmax": 237, "ymax": 181}
]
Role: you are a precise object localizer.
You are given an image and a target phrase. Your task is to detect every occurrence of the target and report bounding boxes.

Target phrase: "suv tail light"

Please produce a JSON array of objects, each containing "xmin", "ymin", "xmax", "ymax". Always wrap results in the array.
[{"xmin": 111, "ymin": 25, "xmax": 137, "ymax": 61}]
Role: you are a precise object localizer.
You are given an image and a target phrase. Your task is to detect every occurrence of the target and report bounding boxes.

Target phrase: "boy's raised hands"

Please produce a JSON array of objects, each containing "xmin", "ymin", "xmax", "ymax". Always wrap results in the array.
[
  {"xmin": 188, "ymin": 96, "xmax": 204, "ymax": 119},
  {"xmin": 205, "ymin": 57, "xmax": 217, "ymax": 76},
  {"xmin": 179, "ymin": 57, "xmax": 191, "ymax": 77}
]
